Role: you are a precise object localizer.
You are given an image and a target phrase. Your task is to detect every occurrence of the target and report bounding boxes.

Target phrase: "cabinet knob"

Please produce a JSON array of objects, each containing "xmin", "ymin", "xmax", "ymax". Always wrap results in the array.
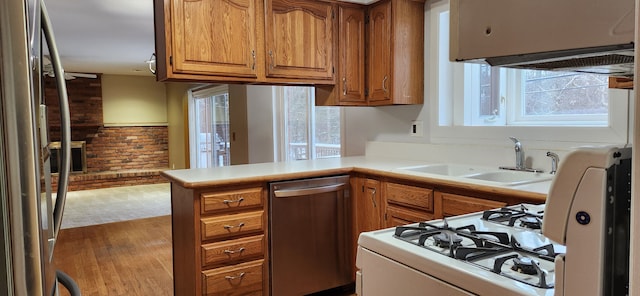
[
  {"xmin": 224, "ymin": 247, "xmax": 246, "ymax": 255},
  {"xmin": 251, "ymin": 50, "xmax": 256, "ymax": 70},
  {"xmin": 370, "ymin": 188, "xmax": 377, "ymax": 208},
  {"xmin": 224, "ymin": 272, "xmax": 246, "ymax": 281},
  {"xmin": 222, "ymin": 197, "xmax": 244, "ymax": 205},
  {"xmin": 268, "ymin": 50, "xmax": 274, "ymax": 70},
  {"xmin": 342, "ymin": 77, "xmax": 347, "ymax": 96},
  {"xmin": 223, "ymin": 222, "xmax": 245, "ymax": 230},
  {"xmin": 382, "ymin": 75, "xmax": 388, "ymax": 93},
  {"xmin": 147, "ymin": 53, "xmax": 156, "ymax": 75}
]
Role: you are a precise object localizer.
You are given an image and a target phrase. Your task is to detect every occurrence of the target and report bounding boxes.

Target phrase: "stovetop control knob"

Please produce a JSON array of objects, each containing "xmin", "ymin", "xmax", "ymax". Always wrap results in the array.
[{"xmin": 576, "ymin": 211, "xmax": 591, "ymax": 225}]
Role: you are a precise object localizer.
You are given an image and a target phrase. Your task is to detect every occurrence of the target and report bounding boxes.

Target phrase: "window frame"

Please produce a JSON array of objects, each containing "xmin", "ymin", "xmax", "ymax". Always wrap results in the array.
[
  {"xmin": 428, "ymin": 0, "xmax": 630, "ymax": 148},
  {"xmin": 273, "ymin": 86, "xmax": 345, "ymax": 161},
  {"xmin": 187, "ymin": 85, "xmax": 230, "ymax": 168}
]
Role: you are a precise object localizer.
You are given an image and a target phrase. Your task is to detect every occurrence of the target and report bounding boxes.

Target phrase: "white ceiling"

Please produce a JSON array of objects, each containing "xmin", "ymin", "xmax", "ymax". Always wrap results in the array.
[
  {"xmin": 44, "ymin": 0, "xmax": 373, "ymax": 77},
  {"xmin": 44, "ymin": 0, "xmax": 156, "ymax": 76}
]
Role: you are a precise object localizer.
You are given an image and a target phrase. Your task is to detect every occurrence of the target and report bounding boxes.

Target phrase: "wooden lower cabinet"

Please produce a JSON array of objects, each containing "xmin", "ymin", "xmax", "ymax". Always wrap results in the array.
[
  {"xmin": 170, "ymin": 183, "xmax": 268, "ymax": 296},
  {"xmin": 435, "ymin": 191, "xmax": 508, "ymax": 218},
  {"xmin": 383, "ymin": 181, "xmax": 434, "ymax": 227},
  {"xmin": 354, "ymin": 177, "xmax": 383, "ymax": 233},
  {"xmin": 202, "ymin": 259, "xmax": 265, "ymax": 296}
]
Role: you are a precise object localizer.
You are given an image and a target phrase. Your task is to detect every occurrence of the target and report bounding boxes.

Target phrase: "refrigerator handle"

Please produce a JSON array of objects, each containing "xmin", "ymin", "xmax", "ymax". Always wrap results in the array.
[{"xmin": 42, "ymin": 0, "xmax": 71, "ymax": 243}]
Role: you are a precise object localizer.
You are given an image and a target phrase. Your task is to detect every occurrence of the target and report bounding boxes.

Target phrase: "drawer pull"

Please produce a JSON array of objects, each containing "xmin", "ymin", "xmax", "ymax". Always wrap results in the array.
[
  {"xmin": 225, "ymin": 272, "xmax": 246, "ymax": 281},
  {"xmin": 224, "ymin": 247, "xmax": 246, "ymax": 255},
  {"xmin": 223, "ymin": 222, "xmax": 245, "ymax": 230},
  {"xmin": 222, "ymin": 197, "xmax": 244, "ymax": 205}
]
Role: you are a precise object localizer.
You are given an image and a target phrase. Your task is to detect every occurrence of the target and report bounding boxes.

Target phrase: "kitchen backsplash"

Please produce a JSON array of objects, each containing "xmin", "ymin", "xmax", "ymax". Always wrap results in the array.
[{"xmin": 365, "ymin": 141, "xmax": 573, "ymax": 173}]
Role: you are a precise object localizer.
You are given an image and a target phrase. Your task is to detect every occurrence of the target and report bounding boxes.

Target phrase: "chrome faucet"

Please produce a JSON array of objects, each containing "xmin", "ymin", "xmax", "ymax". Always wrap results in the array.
[
  {"xmin": 546, "ymin": 151, "xmax": 559, "ymax": 174},
  {"xmin": 499, "ymin": 137, "xmax": 543, "ymax": 173},
  {"xmin": 510, "ymin": 137, "xmax": 525, "ymax": 170}
]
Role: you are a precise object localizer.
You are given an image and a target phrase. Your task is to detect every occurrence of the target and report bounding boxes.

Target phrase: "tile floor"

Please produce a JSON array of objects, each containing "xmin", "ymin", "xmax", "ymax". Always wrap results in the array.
[{"xmin": 60, "ymin": 183, "xmax": 171, "ymax": 229}]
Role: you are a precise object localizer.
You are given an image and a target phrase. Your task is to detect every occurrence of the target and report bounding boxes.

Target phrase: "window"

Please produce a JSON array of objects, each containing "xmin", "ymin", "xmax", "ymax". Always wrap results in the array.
[
  {"xmin": 275, "ymin": 86, "xmax": 342, "ymax": 161},
  {"xmin": 188, "ymin": 85, "xmax": 231, "ymax": 168},
  {"xmin": 429, "ymin": 1, "xmax": 629, "ymax": 145},
  {"xmin": 461, "ymin": 64, "xmax": 610, "ymax": 126}
]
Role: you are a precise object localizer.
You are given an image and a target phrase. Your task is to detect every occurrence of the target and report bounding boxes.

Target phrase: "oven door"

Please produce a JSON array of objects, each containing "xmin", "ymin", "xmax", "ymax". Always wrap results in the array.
[{"xmin": 356, "ymin": 247, "xmax": 473, "ymax": 296}]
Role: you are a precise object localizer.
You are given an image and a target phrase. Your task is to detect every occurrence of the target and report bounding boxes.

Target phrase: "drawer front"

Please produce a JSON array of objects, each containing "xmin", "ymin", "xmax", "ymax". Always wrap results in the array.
[
  {"xmin": 385, "ymin": 205, "xmax": 434, "ymax": 227},
  {"xmin": 441, "ymin": 193, "xmax": 507, "ymax": 217},
  {"xmin": 201, "ymin": 187, "xmax": 263, "ymax": 214},
  {"xmin": 202, "ymin": 259, "xmax": 264, "ymax": 296},
  {"xmin": 201, "ymin": 235, "xmax": 265, "ymax": 267},
  {"xmin": 385, "ymin": 183, "xmax": 433, "ymax": 211},
  {"xmin": 201, "ymin": 211, "xmax": 264, "ymax": 241}
]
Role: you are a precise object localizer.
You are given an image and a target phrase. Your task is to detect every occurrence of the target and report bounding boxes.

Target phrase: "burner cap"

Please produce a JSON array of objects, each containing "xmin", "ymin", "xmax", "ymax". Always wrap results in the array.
[
  {"xmin": 519, "ymin": 216, "xmax": 542, "ymax": 229},
  {"xmin": 433, "ymin": 232, "xmax": 462, "ymax": 248},
  {"xmin": 511, "ymin": 257, "xmax": 539, "ymax": 275}
]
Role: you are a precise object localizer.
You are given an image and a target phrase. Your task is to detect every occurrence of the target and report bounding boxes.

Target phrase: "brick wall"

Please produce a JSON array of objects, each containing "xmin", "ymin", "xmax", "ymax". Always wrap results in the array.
[
  {"xmin": 45, "ymin": 76, "xmax": 103, "ymax": 141},
  {"xmin": 86, "ymin": 126, "xmax": 169, "ymax": 172},
  {"xmin": 45, "ymin": 76, "xmax": 169, "ymax": 191}
]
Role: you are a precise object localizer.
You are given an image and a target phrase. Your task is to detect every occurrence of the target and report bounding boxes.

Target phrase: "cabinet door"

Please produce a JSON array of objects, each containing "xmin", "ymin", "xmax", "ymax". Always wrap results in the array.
[
  {"xmin": 367, "ymin": 0, "xmax": 392, "ymax": 105},
  {"xmin": 265, "ymin": 0, "xmax": 335, "ymax": 80},
  {"xmin": 338, "ymin": 5, "xmax": 365, "ymax": 103},
  {"xmin": 355, "ymin": 178, "xmax": 382, "ymax": 234},
  {"xmin": 171, "ymin": 0, "xmax": 258, "ymax": 78}
]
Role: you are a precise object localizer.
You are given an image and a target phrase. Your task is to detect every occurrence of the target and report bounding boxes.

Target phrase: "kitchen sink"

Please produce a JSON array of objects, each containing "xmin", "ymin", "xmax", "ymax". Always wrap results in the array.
[
  {"xmin": 462, "ymin": 170, "xmax": 553, "ymax": 186},
  {"xmin": 396, "ymin": 164, "xmax": 553, "ymax": 186},
  {"xmin": 395, "ymin": 164, "xmax": 492, "ymax": 176}
]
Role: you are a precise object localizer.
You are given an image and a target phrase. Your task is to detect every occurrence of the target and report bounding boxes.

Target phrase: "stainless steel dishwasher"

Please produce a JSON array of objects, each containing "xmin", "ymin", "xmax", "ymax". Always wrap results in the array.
[{"xmin": 269, "ymin": 175, "xmax": 352, "ymax": 295}]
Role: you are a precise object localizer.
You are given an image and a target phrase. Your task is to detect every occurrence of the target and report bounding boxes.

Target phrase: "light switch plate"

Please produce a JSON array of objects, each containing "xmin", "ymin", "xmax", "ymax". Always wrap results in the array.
[{"xmin": 410, "ymin": 120, "xmax": 423, "ymax": 137}]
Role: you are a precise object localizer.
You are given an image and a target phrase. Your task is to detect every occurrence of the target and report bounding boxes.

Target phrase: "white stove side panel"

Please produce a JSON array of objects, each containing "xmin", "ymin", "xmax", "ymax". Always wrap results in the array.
[
  {"xmin": 357, "ymin": 247, "xmax": 474, "ymax": 296},
  {"xmin": 560, "ymin": 168, "xmax": 607, "ymax": 295}
]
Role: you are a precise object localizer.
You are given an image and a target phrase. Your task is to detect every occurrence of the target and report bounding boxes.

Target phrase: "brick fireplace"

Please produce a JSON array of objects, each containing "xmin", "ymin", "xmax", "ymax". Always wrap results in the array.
[{"xmin": 45, "ymin": 76, "xmax": 169, "ymax": 191}]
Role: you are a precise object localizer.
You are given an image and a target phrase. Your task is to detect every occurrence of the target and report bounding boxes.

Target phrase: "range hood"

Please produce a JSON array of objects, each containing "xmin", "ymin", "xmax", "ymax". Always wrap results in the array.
[{"xmin": 450, "ymin": 0, "xmax": 635, "ymax": 77}]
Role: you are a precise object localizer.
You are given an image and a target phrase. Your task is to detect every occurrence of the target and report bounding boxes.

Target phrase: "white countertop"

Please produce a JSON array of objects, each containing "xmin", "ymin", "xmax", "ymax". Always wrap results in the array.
[{"xmin": 162, "ymin": 156, "xmax": 552, "ymax": 197}]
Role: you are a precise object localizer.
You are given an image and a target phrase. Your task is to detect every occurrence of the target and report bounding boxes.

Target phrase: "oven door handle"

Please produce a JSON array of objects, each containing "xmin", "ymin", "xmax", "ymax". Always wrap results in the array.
[{"xmin": 273, "ymin": 183, "xmax": 346, "ymax": 198}]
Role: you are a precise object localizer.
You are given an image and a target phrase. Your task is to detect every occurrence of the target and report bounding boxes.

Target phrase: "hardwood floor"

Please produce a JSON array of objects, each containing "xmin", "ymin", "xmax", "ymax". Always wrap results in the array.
[
  {"xmin": 54, "ymin": 215, "xmax": 173, "ymax": 296},
  {"xmin": 54, "ymin": 214, "xmax": 356, "ymax": 296}
]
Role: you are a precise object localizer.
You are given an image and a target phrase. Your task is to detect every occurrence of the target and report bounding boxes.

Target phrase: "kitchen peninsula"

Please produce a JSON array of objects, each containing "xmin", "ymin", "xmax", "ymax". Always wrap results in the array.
[{"xmin": 161, "ymin": 156, "xmax": 549, "ymax": 295}]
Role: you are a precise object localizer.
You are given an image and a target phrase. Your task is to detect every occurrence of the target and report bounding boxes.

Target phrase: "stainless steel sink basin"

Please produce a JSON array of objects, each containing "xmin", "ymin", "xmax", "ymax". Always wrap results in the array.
[
  {"xmin": 396, "ymin": 164, "xmax": 492, "ymax": 176},
  {"xmin": 462, "ymin": 170, "xmax": 553, "ymax": 186}
]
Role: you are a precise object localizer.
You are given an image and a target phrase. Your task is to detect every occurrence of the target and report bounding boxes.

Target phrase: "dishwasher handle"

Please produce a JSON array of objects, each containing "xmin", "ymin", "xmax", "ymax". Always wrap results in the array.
[{"xmin": 273, "ymin": 183, "xmax": 347, "ymax": 198}]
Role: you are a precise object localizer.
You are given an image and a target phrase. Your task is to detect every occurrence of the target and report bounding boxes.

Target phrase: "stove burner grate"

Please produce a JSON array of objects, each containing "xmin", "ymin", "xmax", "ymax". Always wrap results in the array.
[
  {"xmin": 482, "ymin": 205, "xmax": 544, "ymax": 229},
  {"xmin": 393, "ymin": 218, "xmax": 561, "ymax": 290}
]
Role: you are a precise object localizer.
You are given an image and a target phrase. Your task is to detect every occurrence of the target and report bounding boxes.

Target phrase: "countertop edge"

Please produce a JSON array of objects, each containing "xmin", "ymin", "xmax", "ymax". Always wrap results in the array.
[{"xmin": 161, "ymin": 158, "xmax": 547, "ymax": 203}]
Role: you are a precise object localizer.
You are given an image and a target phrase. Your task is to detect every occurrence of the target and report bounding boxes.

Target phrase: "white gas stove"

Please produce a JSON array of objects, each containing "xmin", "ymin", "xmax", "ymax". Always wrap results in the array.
[
  {"xmin": 356, "ymin": 146, "xmax": 631, "ymax": 296},
  {"xmin": 357, "ymin": 204, "xmax": 559, "ymax": 296}
]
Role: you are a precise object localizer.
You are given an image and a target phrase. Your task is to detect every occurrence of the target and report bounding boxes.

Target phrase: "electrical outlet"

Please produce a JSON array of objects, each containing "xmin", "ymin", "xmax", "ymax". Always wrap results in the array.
[{"xmin": 410, "ymin": 120, "xmax": 423, "ymax": 137}]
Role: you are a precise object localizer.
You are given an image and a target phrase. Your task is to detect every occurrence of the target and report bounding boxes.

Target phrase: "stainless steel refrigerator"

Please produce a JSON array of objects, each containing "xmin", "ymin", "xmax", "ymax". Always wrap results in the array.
[{"xmin": 0, "ymin": 0, "xmax": 79, "ymax": 294}]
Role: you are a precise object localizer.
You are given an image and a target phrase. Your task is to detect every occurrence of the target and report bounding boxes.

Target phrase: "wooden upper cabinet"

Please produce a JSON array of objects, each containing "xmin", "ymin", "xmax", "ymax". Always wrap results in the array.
[
  {"xmin": 338, "ymin": 5, "xmax": 366, "ymax": 104},
  {"xmin": 154, "ymin": 0, "xmax": 337, "ymax": 84},
  {"xmin": 314, "ymin": 4, "xmax": 365, "ymax": 106},
  {"xmin": 367, "ymin": 0, "xmax": 392, "ymax": 105},
  {"xmin": 265, "ymin": 0, "xmax": 336, "ymax": 80},
  {"xmin": 157, "ymin": 0, "xmax": 259, "ymax": 80},
  {"xmin": 367, "ymin": 0, "xmax": 424, "ymax": 105}
]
